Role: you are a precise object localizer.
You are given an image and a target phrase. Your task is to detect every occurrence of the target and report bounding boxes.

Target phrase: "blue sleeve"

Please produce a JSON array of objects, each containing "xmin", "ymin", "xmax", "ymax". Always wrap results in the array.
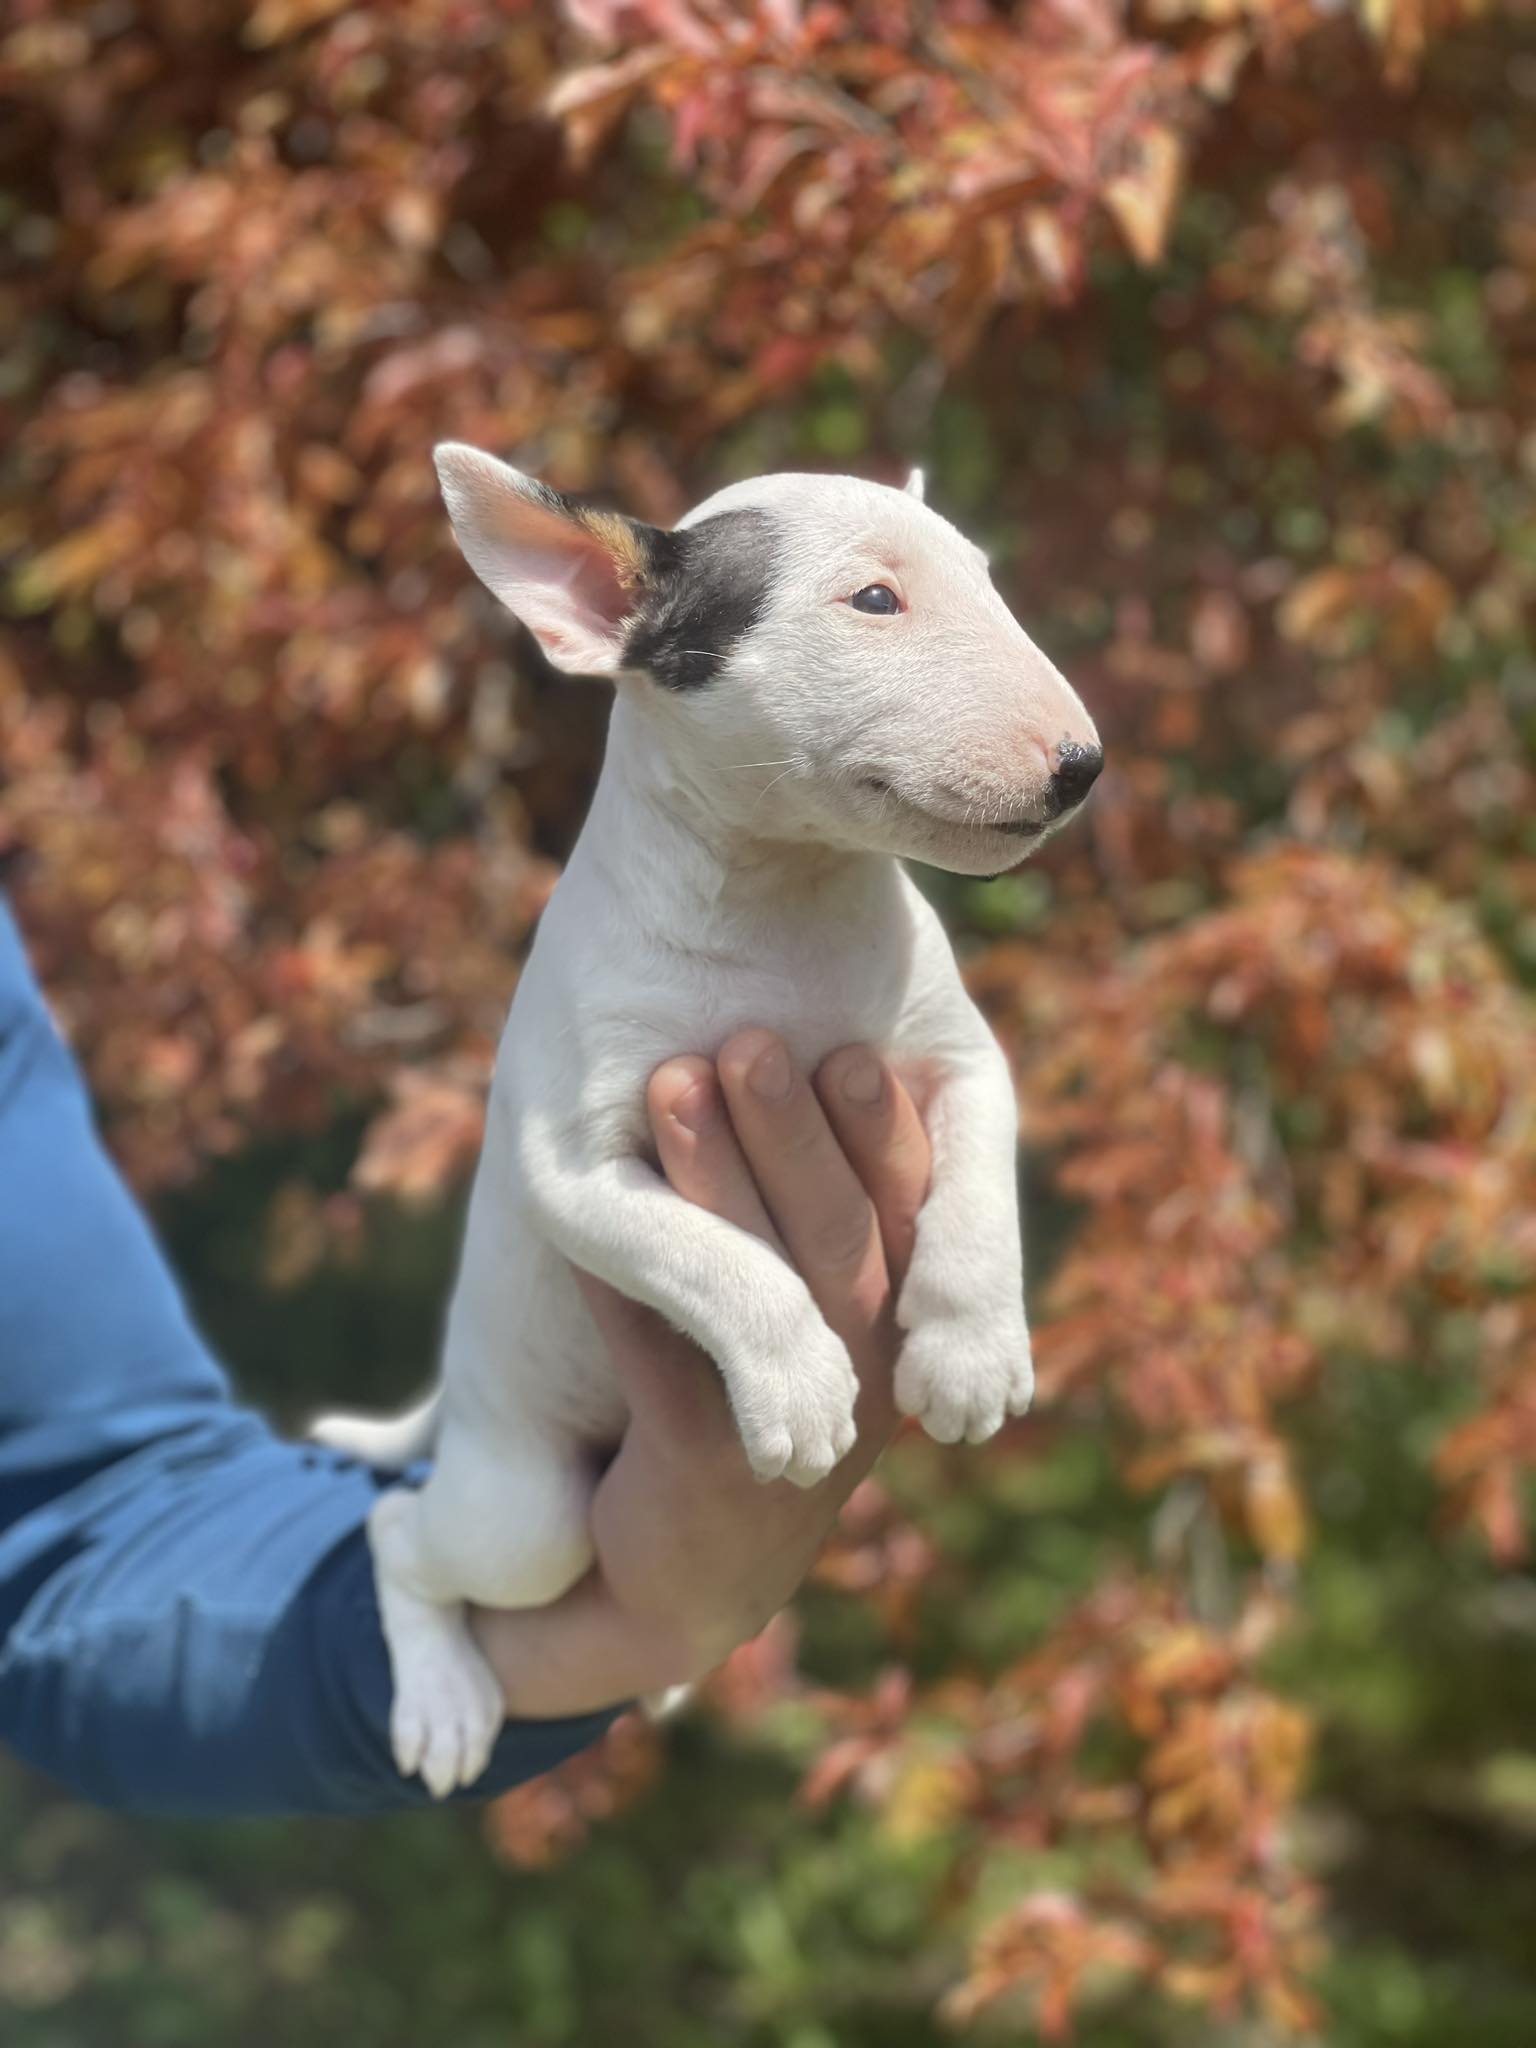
[{"xmin": 0, "ymin": 897, "xmax": 620, "ymax": 1816}]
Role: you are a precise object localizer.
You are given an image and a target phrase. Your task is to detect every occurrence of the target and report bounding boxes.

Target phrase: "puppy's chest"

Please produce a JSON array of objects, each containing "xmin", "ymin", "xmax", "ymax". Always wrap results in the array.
[
  {"xmin": 569, "ymin": 920, "xmax": 937, "ymax": 1141},
  {"xmin": 672, "ymin": 922, "xmax": 911, "ymax": 1059}
]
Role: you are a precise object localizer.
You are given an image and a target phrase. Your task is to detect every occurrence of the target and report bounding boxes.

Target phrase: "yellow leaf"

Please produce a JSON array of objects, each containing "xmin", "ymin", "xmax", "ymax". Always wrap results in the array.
[
  {"xmin": 1277, "ymin": 568, "xmax": 1360, "ymax": 651},
  {"xmin": 1104, "ymin": 128, "xmax": 1184, "ymax": 267},
  {"xmin": 1245, "ymin": 1453, "xmax": 1309, "ymax": 1564},
  {"xmin": 880, "ymin": 1756, "xmax": 972, "ymax": 1845}
]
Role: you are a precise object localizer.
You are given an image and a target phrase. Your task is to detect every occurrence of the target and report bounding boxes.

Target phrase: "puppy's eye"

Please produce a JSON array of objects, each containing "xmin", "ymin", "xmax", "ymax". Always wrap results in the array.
[{"xmin": 850, "ymin": 583, "xmax": 901, "ymax": 616}]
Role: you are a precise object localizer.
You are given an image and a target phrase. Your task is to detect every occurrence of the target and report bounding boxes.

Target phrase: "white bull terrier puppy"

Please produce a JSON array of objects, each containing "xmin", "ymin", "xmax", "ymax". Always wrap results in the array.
[{"xmin": 311, "ymin": 451, "xmax": 1102, "ymax": 1796}]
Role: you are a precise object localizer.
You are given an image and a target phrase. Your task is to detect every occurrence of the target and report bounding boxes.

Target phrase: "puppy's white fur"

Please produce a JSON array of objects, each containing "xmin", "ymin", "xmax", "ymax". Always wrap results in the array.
[{"xmin": 311, "ymin": 455, "xmax": 1100, "ymax": 1796}]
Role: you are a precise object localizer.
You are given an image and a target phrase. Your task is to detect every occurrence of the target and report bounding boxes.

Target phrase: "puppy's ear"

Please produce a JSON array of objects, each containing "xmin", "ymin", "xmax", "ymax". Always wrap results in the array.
[
  {"xmin": 903, "ymin": 467, "xmax": 925, "ymax": 502},
  {"xmin": 434, "ymin": 443, "xmax": 665, "ymax": 674}
]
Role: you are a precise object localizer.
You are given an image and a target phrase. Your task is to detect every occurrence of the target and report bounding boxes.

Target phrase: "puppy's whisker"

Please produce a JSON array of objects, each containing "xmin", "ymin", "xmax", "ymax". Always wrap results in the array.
[{"xmin": 749, "ymin": 765, "xmax": 796, "ymax": 818}]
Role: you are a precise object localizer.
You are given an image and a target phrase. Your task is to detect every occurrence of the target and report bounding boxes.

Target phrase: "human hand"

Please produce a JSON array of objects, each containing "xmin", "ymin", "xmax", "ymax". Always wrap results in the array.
[{"xmin": 469, "ymin": 1031, "xmax": 931, "ymax": 1716}]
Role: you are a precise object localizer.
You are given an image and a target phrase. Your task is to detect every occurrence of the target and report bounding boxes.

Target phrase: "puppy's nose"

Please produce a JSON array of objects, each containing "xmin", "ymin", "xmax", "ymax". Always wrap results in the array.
[{"xmin": 1050, "ymin": 739, "xmax": 1104, "ymax": 810}]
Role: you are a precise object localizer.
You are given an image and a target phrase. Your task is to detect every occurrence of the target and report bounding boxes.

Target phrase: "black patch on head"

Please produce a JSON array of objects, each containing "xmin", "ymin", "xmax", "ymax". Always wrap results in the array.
[{"xmin": 622, "ymin": 510, "xmax": 776, "ymax": 691}]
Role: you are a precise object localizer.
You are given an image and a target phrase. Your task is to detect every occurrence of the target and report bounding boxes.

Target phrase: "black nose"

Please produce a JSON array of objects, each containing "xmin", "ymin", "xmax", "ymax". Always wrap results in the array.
[{"xmin": 1051, "ymin": 740, "xmax": 1104, "ymax": 810}]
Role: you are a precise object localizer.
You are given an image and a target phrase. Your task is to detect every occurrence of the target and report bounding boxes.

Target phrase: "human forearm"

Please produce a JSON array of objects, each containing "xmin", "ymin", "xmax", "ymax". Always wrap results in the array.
[
  {"xmin": 469, "ymin": 1573, "xmax": 683, "ymax": 1719},
  {"xmin": 0, "ymin": 895, "xmax": 620, "ymax": 1815}
]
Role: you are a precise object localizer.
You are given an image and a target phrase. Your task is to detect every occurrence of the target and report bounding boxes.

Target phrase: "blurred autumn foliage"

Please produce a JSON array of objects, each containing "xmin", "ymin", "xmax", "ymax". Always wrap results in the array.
[{"xmin": 4, "ymin": 0, "xmax": 1536, "ymax": 2042}]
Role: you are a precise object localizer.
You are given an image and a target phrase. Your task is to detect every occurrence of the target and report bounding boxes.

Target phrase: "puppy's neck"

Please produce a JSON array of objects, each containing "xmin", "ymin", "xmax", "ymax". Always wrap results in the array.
[{"xmin": 578, "ymin": 693, "xmax": 884, "ymax": 939}]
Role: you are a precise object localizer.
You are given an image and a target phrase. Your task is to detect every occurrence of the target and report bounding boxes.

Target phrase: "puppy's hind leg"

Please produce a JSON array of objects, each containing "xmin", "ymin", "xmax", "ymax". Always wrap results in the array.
[
  {"xmin": 368, "ymin": 1421, "xmax": 596, "ymax": 1797},
  {"xmin": 368, "ymin": 1488, "xmax": 507, "ymax": 1799}
]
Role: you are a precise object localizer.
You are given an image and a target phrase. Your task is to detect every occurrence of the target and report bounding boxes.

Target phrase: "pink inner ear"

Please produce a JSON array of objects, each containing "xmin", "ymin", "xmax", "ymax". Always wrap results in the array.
[
  {"xmin": 505, "ymin": 526, "xmax": 630, "ymax": 628},
  {"xmin": 438, "ymin": 448, "xmax": 643, "ymax": 671},
  {"xmin": 565, "ymin": 545, "xmax": 633, "ymax": 636},
  {"xmin": 532, "ymin": 541, "xmax": 633, "ymax": 667}
]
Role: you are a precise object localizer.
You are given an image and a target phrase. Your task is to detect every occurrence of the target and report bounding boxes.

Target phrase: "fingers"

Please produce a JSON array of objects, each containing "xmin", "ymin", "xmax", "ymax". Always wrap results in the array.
[
  {"xmin": 813, "ymin": 1046, "xmax": 932, "ymax": 1285},
  {"xmin": 716, "ymin": 1030, "xmax": 886, "ymax": 1324},
  {"xmin": 645, "ymin": 1057, "xmax": 783, "ymax": 1253},
  {"xmin": 589, "ymin": 1036, "xmax": 930, "ymax": 1457}
]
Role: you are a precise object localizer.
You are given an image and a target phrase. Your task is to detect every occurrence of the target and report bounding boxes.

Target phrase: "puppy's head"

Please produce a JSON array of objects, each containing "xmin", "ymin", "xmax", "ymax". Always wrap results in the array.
[{"xmin": 435, "ymin": 445, "xmax": 1101, "ymax": 875}]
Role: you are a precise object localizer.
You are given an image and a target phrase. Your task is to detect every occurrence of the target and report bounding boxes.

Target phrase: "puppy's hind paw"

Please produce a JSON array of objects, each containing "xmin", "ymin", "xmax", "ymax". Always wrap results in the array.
[{"xmin": 389, "ymin": 1624, "xmax": 506, "ymax": 1799}]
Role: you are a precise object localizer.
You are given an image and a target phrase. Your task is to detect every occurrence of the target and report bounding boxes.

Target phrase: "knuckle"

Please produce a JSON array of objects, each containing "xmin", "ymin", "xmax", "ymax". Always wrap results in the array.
[
  {"xmin": 774, "ymin": 1105, "xmax": 825, "ymax": 1159},
  {"xmin": 834, "ymin": 1265, "xmax": 893, "ymax": 1334},
  {"xmin": 814, "ymin": 1216, "xmax": 879, "ymax": 1279},
  {"xmin": 888, "ymin": 1132, "xmax": 934, "ymax": 1194}
]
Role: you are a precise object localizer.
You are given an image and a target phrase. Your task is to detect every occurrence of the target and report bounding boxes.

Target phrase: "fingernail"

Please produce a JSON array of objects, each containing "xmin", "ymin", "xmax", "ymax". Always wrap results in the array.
[
  {"xmin": 671, "ymin": 1076, "xmax": 720, "ymax": 1133},
  {"xmin": 840, "ymin": 1055, "xmax": 884, "ymax": 1106},
  {"xmin": 748, "ymin": 1039, "xmax": 793, "ymax": 1103}
]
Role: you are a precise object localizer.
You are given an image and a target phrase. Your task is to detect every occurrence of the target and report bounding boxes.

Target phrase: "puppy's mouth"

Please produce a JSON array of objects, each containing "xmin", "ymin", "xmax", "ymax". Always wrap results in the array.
[{"xmin": 859, "ymin": 775, "xmax": 1044, "ymax": 839}]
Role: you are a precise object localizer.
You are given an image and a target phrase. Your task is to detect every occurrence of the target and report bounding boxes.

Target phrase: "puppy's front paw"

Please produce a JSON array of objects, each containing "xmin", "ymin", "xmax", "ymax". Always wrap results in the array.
[
  {"xmin": 727, "ymin": 1323, "xmax": 859, "ymax": 1489},
  {"xmin": 894, "ymin": 1299, "xmax": 1032, "ymax": 1446}
]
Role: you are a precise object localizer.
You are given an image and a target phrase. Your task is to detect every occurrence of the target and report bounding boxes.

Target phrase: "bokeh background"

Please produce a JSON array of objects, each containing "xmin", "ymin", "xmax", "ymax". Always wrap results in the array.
[{"xmin": 3, "ymin": 1, "xmax": 1536, "ymax": 2041}]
